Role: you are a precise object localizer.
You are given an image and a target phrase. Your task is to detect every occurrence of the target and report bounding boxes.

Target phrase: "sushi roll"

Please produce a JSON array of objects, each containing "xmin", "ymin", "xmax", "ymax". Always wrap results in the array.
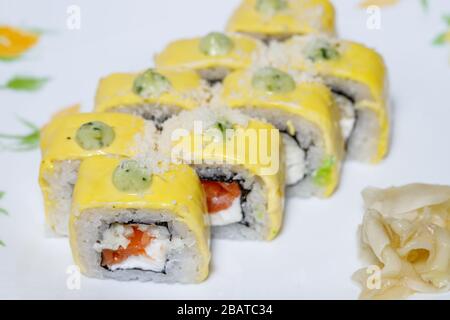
[
  {"xmin": 94, "ymin": 69, "xmax": 208, "ymax": 127},
  {"xmin": 69, "ymin": 156, "xmax": 210, "ymax": 283},
  {"xmin": 220, "ymin": 67, "xmax": 344, "ymax": 198},
  {"xmin": 275, "ymin": 35, "xmax": 389, "ymax": 163},
  {"xmin": 154, "ymin": 32, "xmax": 264, "ymax": 82},
  {"xmin": 161, "ymin": 107, "xmax": 285, "ymax": 241},
  {"xmin": 39, "ymin": 112, "xmax": 156, "ymax": 236},
  {"xmin": 226, "ymin": 0, "xmax": 335, "ymax": 42},
  {"xmin": 354, "ymin": 184, "xmax": 450, "ymax": 299}
]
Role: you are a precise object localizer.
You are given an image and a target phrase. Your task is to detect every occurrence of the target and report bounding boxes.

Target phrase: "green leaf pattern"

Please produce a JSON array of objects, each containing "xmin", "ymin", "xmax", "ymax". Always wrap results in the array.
[
  {"xmin": 1, "ymin": 76, "xmax": 49, "ymax": 91},
  {"xmin": 0, "ymin": 118, "xmax": 40, "ymax": 151},
  {"xmin": 0, "ymin": 26, "xmax": 47, "ymax": 248}
]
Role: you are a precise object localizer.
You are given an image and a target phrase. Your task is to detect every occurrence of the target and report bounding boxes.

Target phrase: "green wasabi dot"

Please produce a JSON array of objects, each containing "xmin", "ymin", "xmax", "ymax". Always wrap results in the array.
[
  {"xmin": 199, "ymin": 32, "xmax": 234, "ymax": 56},
  {"xmin": 255, "ymin": 0, "xmax": 287, "ymax": 15},
  {"xmin": 252, "ymin": 67, "xmax": 296, "ymax": 94},
  {"xmin": 307, "ymin": 41, "xmax": 340, "ymax": 62},
  {"xmin": 75, "ymin": 121, "xmax": 115, "ymax": 150},
  {"xmin": 112, "ymin": 160, "xmax": 152, "ymax": 193},
  {"xmin": 133, "ymin": 69, "xmax": 171, "ymax": 98}
]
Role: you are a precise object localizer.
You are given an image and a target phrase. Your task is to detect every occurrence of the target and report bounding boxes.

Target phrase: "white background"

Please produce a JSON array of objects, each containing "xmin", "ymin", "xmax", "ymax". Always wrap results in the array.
[{"xmin": 0, "ymin": 0, "xmax": 449, "ymax": 299}]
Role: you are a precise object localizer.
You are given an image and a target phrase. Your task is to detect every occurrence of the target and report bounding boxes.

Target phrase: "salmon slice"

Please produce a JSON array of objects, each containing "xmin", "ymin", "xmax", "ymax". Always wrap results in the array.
[
  {"xmin": 201, "ymin": 180, "xmax": 241, "ymax": 214},
  {"xmin": 102, "ymin": 226, "xmax": 153, "ymax": 267}
]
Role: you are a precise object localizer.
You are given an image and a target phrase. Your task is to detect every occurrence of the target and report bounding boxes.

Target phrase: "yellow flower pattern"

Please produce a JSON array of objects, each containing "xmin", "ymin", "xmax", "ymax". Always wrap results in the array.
[{"xmin": 0, "ymin": 26, "xmax": 39, "ymax": 59}]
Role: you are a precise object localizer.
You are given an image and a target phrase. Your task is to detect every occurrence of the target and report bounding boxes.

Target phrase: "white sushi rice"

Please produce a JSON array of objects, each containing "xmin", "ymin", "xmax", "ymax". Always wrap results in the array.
[
  {"xmin": 325, "ymin": 77, "xmax": 383, "ymax": 161},
  {"xmin": 42, "ymin": 160, "xmax": 80, "ymax": 236},
  {"xmin": 72, "ymin": 209, "xmax": 205, "ymax": 283},
  {"xmin": 346, "ymin": 108, "xmax": 381, "ymax": 162}
]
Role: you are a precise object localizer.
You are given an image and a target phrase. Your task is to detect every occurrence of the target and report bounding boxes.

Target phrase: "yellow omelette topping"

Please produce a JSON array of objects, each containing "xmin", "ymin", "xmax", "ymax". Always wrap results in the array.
[
  {"xmin": 95, "ymin": 69, "xmax": 204, "ymax": 112},
  {"xmin": 359, "ymin": 0, "xmax": 399, "ymax": 8},
  {"xmin": 168, "ymin": 119, "xmax": 284, "ymax": 240},
  {"xmin": 227, "ymin": 0, "xmax": 335, "ymax": 37},
  {"xmin": 154, "ymin": 33, "xmax": 262, "ymax": 72},
  {"xmin": 0, "ymin": 26, "xmax": 38, "ymax": 59},
  {"xmin": 221, "ymin": 70, "xmax": 344, "ymax": 197},
  {"xmin": 284, "ymin": 37, "xmax": 389, "ymax": 163},
  {"xmin": 40, "ymin": 113, "xmax": 146, "ymax": 161},
  {"xmin": 286, "ymin": 38, "xmax": 387, "ymax": 103},
  {"xmin": 69, "ymin": 156, "xmax": 210, "ymax": 282}
]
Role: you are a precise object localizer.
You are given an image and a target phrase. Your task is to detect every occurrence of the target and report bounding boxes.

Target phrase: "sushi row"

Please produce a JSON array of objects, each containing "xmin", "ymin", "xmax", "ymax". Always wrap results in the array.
[
  {"xmin": 38, "ymin": 0, "xmax": 390, "ymax": 284},
  {"xmin": 94, "ymin": 31, "xmax": 389, "ymax": 193},
  {"xmin": 40, "ymin": 109, "xmax": 283, "ymax": 282},
  {"xmin": 96, "ymin": 68, "xmax": 344, "ymax": 198}
]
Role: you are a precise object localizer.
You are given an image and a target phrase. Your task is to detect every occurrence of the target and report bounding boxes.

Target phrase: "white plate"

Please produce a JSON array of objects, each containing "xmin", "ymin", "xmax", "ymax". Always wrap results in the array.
[{"xmin": 0, "ymin": 0, "xmax": 449, "ymax": 299}]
